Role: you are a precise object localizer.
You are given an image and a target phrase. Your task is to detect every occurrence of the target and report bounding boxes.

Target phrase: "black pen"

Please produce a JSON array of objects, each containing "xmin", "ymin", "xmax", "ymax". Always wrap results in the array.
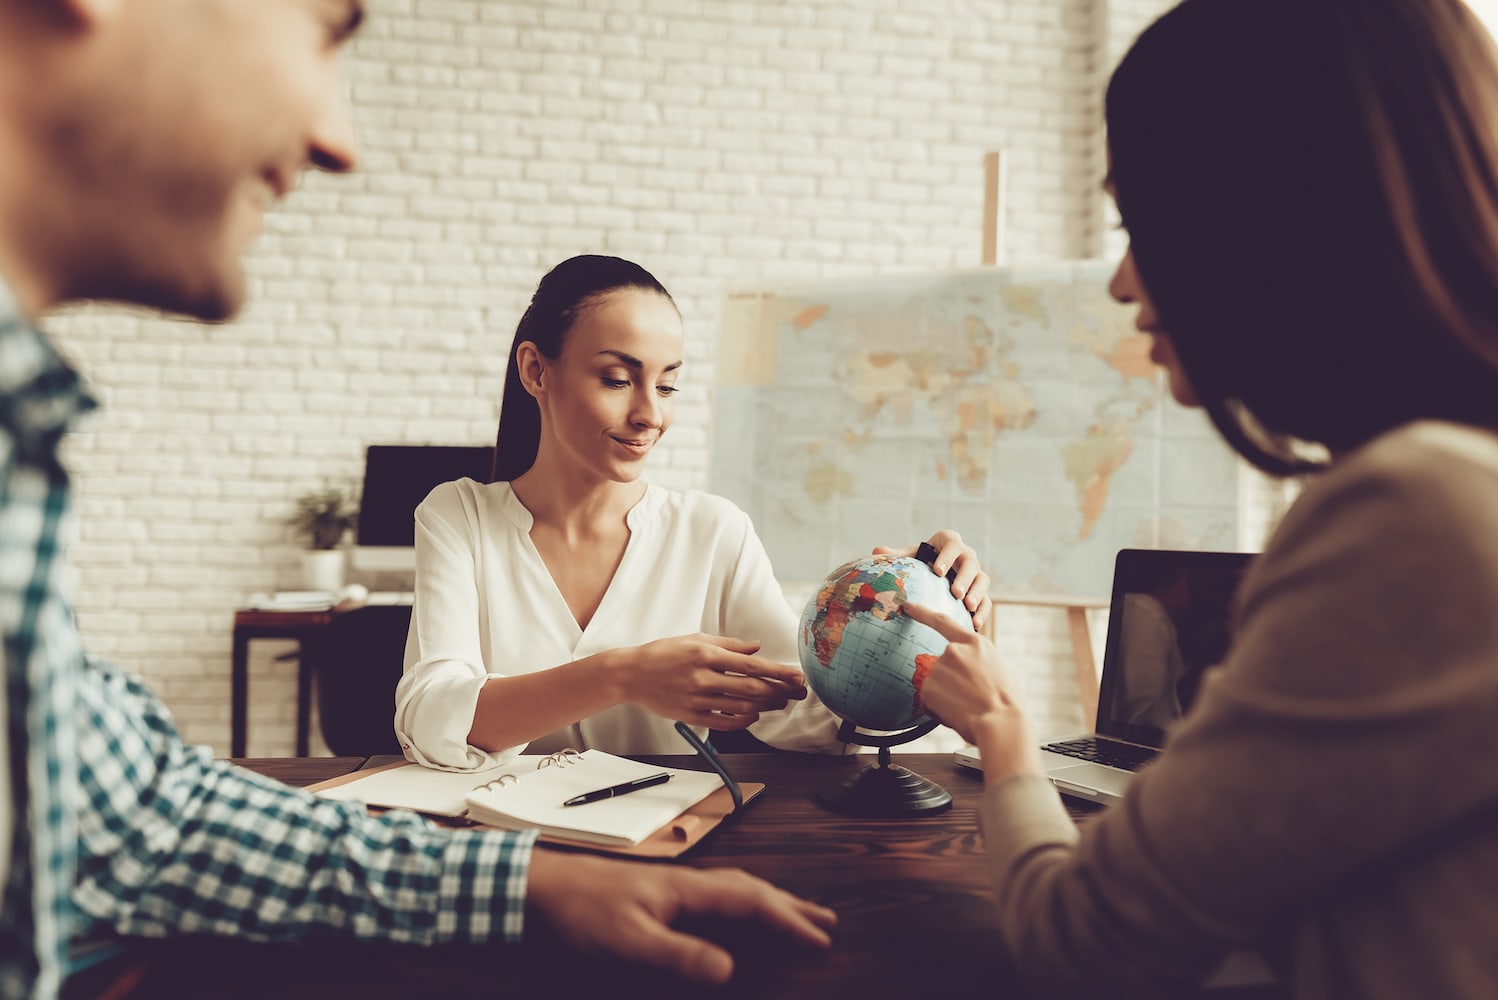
[{"xmin": 562, "ymin": 771, "xmax": 672, "ymax": 807}]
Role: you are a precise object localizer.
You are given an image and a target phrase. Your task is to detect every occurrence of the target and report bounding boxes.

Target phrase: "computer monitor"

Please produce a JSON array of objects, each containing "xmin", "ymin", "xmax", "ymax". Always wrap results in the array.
[{"xmin": 351, "ymin": 444, "xmax": 494, "ymax": 572}]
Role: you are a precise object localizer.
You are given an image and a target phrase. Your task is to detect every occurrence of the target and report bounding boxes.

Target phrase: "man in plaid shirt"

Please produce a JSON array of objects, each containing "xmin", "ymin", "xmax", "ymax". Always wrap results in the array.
[{"xmin": 0, "ymin": 2, "xmax": 836, "ymax": 998}]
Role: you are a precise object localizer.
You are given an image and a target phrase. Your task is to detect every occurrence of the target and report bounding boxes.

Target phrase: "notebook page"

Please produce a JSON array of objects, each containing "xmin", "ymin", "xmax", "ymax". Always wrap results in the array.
[
  {"xmin": 463, "ymin": 750, "xmax": 724, "ymax": 845},
  {"xmin": 316, "ymin": 758, "xmax": 550, "ymax": 817}
]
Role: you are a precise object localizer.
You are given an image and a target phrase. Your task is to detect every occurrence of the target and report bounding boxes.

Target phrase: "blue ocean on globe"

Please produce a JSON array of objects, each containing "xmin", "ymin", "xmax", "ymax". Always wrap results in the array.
[{"xmin": 798, "ymin": 554, "xmax": 973, "ymax": 731}]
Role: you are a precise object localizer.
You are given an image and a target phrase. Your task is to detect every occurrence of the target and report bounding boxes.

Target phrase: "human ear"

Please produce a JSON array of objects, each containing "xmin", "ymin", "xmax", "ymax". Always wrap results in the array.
[{"xmin": 515, "ymin": 342, "xmax": 547, "ymax": 399}]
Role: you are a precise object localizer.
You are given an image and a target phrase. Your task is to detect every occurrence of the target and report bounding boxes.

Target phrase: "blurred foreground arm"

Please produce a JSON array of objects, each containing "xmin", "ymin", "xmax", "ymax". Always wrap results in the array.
[
  {"xmin": 74, "ymin": 659, "xmax": 535, "ymax": 944},
  {"xmin": 526, "ymin": 851, "xmax": 837, "ymax": 985}
]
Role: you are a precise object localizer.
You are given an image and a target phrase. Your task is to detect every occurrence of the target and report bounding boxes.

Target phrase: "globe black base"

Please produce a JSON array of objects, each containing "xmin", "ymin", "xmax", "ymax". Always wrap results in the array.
[{"xmin": 816, "ymin": 758, "xmax": 953, "ymax": 817}]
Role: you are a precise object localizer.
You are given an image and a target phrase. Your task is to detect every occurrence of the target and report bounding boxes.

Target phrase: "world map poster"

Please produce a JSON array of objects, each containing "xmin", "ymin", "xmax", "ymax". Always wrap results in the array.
[{"xmin": 709, "ymin": 264, "xmax": 1241, "ymax": 602}]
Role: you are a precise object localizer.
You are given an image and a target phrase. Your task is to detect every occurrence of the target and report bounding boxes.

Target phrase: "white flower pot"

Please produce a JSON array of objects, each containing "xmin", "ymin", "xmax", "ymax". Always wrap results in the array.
[{"xmin": 300, "ymin": 549, "xmax": 345, "ymax": 593}]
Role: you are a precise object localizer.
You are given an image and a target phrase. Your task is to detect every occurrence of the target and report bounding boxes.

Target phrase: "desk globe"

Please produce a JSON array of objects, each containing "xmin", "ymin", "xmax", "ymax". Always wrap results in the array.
[{"xmin": 798, "ymin": 553, "xmax": 972, "ymax": 816}]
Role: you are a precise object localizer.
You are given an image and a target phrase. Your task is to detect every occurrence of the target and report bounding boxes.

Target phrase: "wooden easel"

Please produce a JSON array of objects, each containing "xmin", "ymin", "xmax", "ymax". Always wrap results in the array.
[
  {"xmin": 979, "ymin": 150, "xmax": 1109, "ymax": 728},
  {"xmin": 981, "ymin": 595, "xmax": 1109, "ymax": 729},
  {"xmin": 982, "ymin": 150, "xmax": 1006, "ymax": 267}
]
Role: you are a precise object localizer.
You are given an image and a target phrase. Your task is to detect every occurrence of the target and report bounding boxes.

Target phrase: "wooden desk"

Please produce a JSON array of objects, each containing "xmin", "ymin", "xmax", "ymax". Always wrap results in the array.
[
  {"xmin": 100, "ymin": 753, "xmax": 1281, "ymax": 1000},
  {"xmin": 228, "ymin": 755, "xmax": 369, "ymax": 787},
  {"xmin": 230, "ymin": 609, "xmax": 333, "ymax": 758}
]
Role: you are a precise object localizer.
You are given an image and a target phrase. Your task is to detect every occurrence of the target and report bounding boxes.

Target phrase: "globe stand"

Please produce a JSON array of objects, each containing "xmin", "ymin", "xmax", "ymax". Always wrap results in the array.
[{"xmin": 816, "ymin": 719, "xmax": 952, "ymax": 817}]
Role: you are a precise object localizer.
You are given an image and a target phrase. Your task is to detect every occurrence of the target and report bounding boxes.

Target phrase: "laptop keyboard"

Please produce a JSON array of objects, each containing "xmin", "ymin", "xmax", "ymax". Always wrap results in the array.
[{"xmin": 1042, "ymin": 738, "xmax": 1159, "ymax": 772}]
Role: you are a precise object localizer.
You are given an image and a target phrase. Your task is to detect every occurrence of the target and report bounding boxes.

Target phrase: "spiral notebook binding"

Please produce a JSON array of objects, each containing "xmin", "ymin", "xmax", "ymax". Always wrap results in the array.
[
  {"xmin": 537, "ymin": 747, "xmax": 582, "ymax": 769},
  {"xmin": 475, "ymin": 773, "xmax": 516, "ymax": 792},
  {"xmin": 474, "ymin": 747, "xmax": 582, "ymax": 792}
]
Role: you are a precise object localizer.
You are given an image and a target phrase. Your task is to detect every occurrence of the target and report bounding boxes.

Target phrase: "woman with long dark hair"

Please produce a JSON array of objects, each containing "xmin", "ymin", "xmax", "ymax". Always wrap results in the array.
[
  {"xmin": 396, "ymin": 254, "xmax": 990, "ymax": 769},
  {"xmin": 907, "ymin": 0, "xmax": 1498, "ymax": 996}
]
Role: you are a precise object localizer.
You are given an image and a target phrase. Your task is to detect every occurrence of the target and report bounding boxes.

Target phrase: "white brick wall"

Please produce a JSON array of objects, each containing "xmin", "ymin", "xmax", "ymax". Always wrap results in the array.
[{"xmin": 42, "ymin": 0, "xmax": 1278, "ymax": 759}]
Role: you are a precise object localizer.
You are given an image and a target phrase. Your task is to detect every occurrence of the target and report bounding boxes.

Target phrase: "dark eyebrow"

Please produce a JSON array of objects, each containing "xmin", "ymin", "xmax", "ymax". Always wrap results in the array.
[{"xmin": 597, "ymin": 350, "xmax": 683, "ymax": 373}]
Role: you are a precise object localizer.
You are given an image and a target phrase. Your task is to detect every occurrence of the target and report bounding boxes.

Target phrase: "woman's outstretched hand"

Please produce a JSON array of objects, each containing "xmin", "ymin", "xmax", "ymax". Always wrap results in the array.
[
  {"xmin": 873, "ymin": 528, "xmax": 992, "ymax": 632},
  {"xmin": 901, "ymin": 600, "xmax": 1042, "ymax": 782},
  {"xmin": 621, "ymin": 633, "xmax": 809, "ymax": 730}
]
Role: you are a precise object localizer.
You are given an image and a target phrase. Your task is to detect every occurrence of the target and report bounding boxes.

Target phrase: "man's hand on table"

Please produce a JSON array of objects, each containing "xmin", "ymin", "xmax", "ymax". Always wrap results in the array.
[{"xmin": 525, "ymin": 850, "xmax": 836, "ymax": 984}]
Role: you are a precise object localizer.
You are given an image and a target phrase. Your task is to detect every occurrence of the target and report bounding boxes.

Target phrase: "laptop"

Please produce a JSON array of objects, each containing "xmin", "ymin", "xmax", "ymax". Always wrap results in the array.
[{"xmin": 955, "ymin": 548, "xmax": 1255, "ymax": 806}]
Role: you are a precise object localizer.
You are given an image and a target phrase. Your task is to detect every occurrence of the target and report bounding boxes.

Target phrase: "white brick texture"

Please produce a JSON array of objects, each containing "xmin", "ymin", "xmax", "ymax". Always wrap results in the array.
[{"xmin": 43, "ymin": 0, "xmax": 1277, "ymax": 758}]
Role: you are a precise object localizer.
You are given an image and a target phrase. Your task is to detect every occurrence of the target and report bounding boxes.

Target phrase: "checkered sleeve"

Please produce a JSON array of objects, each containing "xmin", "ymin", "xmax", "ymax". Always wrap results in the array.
[{"xmin": 70, "ymin": 657, "xmax": 535, "ymax": 945}]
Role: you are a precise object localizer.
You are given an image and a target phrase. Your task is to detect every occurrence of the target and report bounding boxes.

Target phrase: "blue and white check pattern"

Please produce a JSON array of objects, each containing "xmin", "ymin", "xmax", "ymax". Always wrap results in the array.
[
  {"xmin": 0, "ymin": 285, "xmax": 536, "ymax": 1000},
  {"xmin": 0, "ymin": 284, "xmax": 83, "ymax": 1000}
]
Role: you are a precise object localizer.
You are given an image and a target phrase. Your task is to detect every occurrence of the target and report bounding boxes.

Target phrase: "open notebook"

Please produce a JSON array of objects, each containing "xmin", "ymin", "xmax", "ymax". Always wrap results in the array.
[
  {"xmin": 312, "ymin": 748, "xmax": 759, "ymax": 856},
  {"xmin": 461, "ymin": 750, "xmax": 724, "ymax": 846}
]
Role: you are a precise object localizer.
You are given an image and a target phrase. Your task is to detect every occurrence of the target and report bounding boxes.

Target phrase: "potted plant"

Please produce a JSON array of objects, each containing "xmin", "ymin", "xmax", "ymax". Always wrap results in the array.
[{"xmin": 285, "ymin": 486, "xmax": 359, "ymax": 592}]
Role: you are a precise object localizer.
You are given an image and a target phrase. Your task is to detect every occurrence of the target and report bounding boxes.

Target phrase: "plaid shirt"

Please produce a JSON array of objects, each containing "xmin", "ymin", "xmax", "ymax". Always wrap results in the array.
[{"xmin": 0, "ymin": 285, "xmax": 536, "ymax": 1000}]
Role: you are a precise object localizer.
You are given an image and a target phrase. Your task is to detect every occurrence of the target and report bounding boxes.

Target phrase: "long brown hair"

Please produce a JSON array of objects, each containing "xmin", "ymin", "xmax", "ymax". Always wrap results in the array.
[{"xmin": 1106, "ymin": 0, "xmax": 1498, "ymax": 475}]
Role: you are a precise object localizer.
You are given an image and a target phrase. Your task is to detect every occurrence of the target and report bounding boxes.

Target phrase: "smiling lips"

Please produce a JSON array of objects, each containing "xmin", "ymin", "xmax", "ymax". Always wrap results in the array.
[{"xmin": 611, "ymin": 436, "xmax": 654, "ymax": 456}]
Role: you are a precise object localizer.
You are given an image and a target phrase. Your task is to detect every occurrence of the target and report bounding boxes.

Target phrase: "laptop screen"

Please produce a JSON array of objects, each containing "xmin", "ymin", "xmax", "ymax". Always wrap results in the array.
[{"xmin": 1094, "ymin": 548, "xmax": 1256, "ymax": 749}]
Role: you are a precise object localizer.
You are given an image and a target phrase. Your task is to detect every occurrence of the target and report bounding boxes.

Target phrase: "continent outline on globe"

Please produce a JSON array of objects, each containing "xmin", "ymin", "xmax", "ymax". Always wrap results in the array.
[{"xmin": 798, "ymin": 554, "xmax": 972, "ymax": 732}]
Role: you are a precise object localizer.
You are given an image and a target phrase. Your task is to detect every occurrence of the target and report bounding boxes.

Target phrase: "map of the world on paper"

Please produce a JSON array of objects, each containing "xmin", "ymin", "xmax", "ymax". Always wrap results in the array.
[{"xmin": 709, "ymin": 264, "xmax": 1241, "ymax": 601}]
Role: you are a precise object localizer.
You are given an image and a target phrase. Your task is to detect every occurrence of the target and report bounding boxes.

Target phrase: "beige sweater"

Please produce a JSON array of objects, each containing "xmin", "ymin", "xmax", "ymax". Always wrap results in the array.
[{"xmin": 981, "ymin": 421, "xmax": 1498, "ymax": 999}]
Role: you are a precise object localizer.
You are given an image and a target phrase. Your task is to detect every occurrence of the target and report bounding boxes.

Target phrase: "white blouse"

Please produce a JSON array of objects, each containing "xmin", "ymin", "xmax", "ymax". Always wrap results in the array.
[{"xmin": 394, "ymin": 479, "xmax": 844, "ymax": 770}]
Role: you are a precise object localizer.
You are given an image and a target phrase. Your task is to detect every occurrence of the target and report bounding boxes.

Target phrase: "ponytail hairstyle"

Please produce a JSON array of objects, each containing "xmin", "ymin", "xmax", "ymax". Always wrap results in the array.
[
  {"xmin": 1106, "ymin": 0, "xmax": 1498, "ymax": 475},
  {"xmin": 492, "ymin": 255, "xmax": 676, "ymax": 482}
]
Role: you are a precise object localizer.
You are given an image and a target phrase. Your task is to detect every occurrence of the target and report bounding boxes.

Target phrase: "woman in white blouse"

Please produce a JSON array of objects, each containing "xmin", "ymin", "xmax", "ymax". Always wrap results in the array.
[{"xmin": 395, "ymin": 255, "xmax": 991, "ymax": 770}]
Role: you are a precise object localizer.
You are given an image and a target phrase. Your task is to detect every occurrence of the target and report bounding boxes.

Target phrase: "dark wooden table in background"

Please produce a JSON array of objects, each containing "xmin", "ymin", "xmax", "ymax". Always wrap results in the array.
[
  {"xmin": 85, "ymin": 753, "xmax": 1283, "ymax": 1000},
  {"xmin": 229, "ymin": 608, "xmax": 333, "ymax": 758}
]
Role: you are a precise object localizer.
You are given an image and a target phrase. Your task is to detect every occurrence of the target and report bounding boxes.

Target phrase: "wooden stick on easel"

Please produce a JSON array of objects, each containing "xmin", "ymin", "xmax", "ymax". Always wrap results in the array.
[
  {"xmin": 1066, "ymin": 606, "xmax": 1099, "ymax": 729},
  {"xmin": 982, "ymin": 150, "xmax": 1006, "ymax": 267},
  {"xmin": 980, "ymin": 156, "xmax": 1106, "ymax": 727},
  {"xmin": 985, "ymin": 595, "xmax": 1107, "ymax": 731}
]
